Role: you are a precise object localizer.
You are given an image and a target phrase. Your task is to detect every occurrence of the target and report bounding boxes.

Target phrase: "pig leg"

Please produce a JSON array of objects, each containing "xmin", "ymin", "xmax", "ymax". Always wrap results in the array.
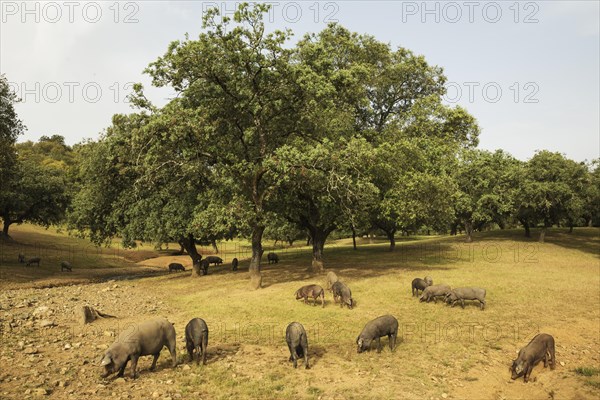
[
  {"xmin": 376, "ymin": 337, "xmax": 382, "ymax": 353},
  {"xmin": 321, "ymin": 293, "xmax": 325, "ymax": 308},
  {"xmin": 150, "ymin": 353, "xmax": 160, "ymax": 371},
  {"xmin": 460, "ymin": 299, "xmax": 465, "ymax": 309},
  {"xmin": 480, "ymin": 299, "xmax": 486, "ymax": 310},
  {"xmin": 130, "ymin": 355, "xmax": 140, "ymax": 378},
  {"xmin": 389, "ymin": 333, "xmax": 396, "ymax": 351},
  {"xmin": 523, "ymin": 363, "xmax": 532, "ymax": 383},
  {"xmin": 116, "ymin": 363, "xmax": 127, "ymax": 378},
  {"xmin": 194, "ymin": 345, "xmax": 201, "ymax": 365},
  {"xmin": 548, "ymin": 344, "xmax": 556, "ymax": 369},
  {"xmin": 201, "ymin": 333, "xmax": 208, "ymax": 365},
  {"xmin": 303, "ymin": 344, "xmax": 310, "ymax": 369},
  {"xmin": 288, "ymin": 343, "xmax": 297, "ymax": 368},
  {"xmin": 187, "ymin": 342, "xmax": 195, "ymax": 362},
  {"xmin": 168, "ymin": 343, "xmax": 177, "ymax": 368}
]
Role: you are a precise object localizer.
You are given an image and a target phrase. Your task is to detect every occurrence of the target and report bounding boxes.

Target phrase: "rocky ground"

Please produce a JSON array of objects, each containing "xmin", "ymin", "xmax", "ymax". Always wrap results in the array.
[{"xmin": 0, "ymin": 278, "xmax": 192, "ymax": 400}]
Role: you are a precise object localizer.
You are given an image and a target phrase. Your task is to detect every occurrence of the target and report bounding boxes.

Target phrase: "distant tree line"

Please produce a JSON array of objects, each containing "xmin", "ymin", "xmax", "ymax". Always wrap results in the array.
[{"xmin": 0, "ymin": 5, "xmax": 598, "ymax": 289}]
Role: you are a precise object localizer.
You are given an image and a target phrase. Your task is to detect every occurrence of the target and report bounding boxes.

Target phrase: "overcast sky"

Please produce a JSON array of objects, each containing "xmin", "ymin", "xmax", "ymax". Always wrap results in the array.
[{"xmin": 1, "ymin": 1, "xmax": 598, "ymax": 162}]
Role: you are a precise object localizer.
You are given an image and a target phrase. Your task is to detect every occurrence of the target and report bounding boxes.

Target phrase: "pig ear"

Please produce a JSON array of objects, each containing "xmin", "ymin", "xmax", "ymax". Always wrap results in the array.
[{"xmin": 100, "ymin": 354, "xmax": 112, "ymax": 366}]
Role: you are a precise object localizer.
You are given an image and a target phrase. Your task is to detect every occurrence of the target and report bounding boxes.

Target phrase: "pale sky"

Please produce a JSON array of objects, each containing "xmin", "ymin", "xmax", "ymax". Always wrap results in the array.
[{"xmin": 1, "ymin": 1, "xmax": 598, "ymax": 162}]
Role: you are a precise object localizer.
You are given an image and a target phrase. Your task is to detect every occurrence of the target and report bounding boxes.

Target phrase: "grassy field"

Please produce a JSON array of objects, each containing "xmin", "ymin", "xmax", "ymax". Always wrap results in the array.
[{"xmin": 0, "ymin": 224, "xmax": 599, "ymax": 399}]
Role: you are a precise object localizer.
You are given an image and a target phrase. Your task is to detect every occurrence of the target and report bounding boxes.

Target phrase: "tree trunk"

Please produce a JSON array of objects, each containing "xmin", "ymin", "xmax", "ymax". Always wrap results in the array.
[
  {"xmin": 310, "ymin": 230, "xmax": 326, "ymax": 273},
  {"xmin": 385, "ymin": 229, "xmax": 396, "ymax": 251},
  {"xmin": 539, "ymin": 220, "xmax": 550, "ymax": 243},
  {"xmin": 569, "ymin": 224, "xmax": 573, "ymax": 233},
  {"xmin": 519, "ymin": 218, "xmax": 531, "ymax": 238},
  {"xmin": 248, "ymin": 226, "xmax": 264, "ymax": 290},
  {"xmin": 351, "ymin": 225, "xmax": 357, "ymax": 251},
  {"xmin": 210, "ymin": 238, "xmax": 219, "ymax": 253},
  {"xmin": 2, "ymin": 218, "xmax": 11, "ymax": 238},
  {"xmin": 306, "ymin": 236, "xmax": 311, "ymax": 246},
  {"xmin": 305, "ymin": 225, "xmax": 334, "ymax": 273},
  {"xmin": 539, "ymin": 227, "xmax": 546, "ymax": 243},
  {"xmin": 179, "ymin": 235, "xmax": 203, "ymax": 277},
  {"xmin": 464, "ymin": 221, "xmax": 473, "ymax": 243},
  {"xmin": 450, "ymin": 222, "xmax": 458, "ymax": 236}
]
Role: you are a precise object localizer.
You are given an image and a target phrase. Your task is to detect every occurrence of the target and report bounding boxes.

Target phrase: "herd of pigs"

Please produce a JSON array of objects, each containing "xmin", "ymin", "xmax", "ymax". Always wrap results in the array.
[{"xmin": 17, "ymin": 251, "xmax": 556, "ymax": 384}]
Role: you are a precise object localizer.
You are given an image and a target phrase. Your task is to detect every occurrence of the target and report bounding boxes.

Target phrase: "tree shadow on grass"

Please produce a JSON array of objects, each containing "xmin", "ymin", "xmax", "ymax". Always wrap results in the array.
[
  {"xmin": 260, "ymin": 242, "xmax": 460, "ymax": 287},
  {"xmin": 470, "ymin": 228, "xmax": 599, "ymax": 258}
]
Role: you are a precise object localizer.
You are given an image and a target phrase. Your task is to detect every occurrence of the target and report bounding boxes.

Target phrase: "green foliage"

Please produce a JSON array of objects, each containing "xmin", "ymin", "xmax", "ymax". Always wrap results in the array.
[
  {"xmin": 454, "ymin": 149, "xmax": 522, "ymax": 237},
  {"xmin": 0, "ymin": 74, "xmax": 25, "ymax": 207},
  {"xmin": 584, "ymin": 160, "xmax": 600, "ymax": 226},
  {"xmin": 516, "ymin": 151, "xmax": 589, "ymax": 234},
  {"xmin": 1, "ymin": 138, "xmax": 70, "ymax": 236}
]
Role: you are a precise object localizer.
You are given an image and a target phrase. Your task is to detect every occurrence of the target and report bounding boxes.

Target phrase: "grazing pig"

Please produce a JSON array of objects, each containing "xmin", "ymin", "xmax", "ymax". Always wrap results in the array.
[
  {"xmin": 267, "ymin": 252, "xmax": 279, "ymax": 264},
  {"xmin": 26, "ymin": 257, "xmax": 41, "ymax": 267},
  {"xmin": 168, "ymin": 263, "xmax": 185, "ymax": 272},
  {"xmin": 511, "ymin": 333, "xmax": 556, "ymax": 382},
  {"xmin": 286, "ymin": 322, "xmax": 309, "ymax": 369},
  {"xmin": 419, "ymin": 284, "xmax": 451, "ymax": 303},
  {"xmin": 326, "ymin": 271, "xmax": 339, "ymax": 291},
  {"xmin": 185, "ymin": 318, "xmax": 209, "ymax": 365},
  {"xmin": 200, "ymin": 259, "xmax": 210, "ymax": 275},
  {"xmin": 100, "ymin": 317, "xmax": 177, "ymax": 379},
  {"xmin": 356, "ymin": 315, "xmax": 398, "ymax": 353},
  {"xmin": 332, "ymin": 281, "xmax": 353, "ymax": 309},
  {"xmin": 61, "ymin": 261, "xmax": 73, "ymax": 272},
  {"xmin": 18, "ymin": 253, "xmax": 25, "ymax": 263},
  {"xmin": 445, "ymin": 287, "xmax": 486, "ymax": 310},
  {"xmin": 204, "ymin": 256, "xmax": 223, "ymax": 266},
  {"xmin": 232, "ymin": 257, "xmax": 238, "ymax": 271},
  {"xmin": 411, "ymin": 277, "xmax": 432, "ymax": 296},
  {"xmin": 295, "ymin": 284, "xmax": 325, "ymax": 308}
]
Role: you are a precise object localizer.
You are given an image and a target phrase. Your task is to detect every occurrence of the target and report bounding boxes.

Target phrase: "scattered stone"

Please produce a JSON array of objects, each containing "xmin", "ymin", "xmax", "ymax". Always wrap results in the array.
[
  {"xmin": 23, "ymin": 347, "xmax": 38, "ymax": 355},
  {"xmin": 33, "ymin": 387, "xmax": 48, "ymax": 396},
  {"xmin": 114, "ymin": 378, "xmax": 126, "ymax": 384},
  {"xmin": 32, "ymin": 306, "xmax": 49, "ymax": 317},
  {"xmin": 39, "ymin": 320, "xmax": 56, "ymax": 328},
  {"xmin": 152, "ymin": 391, "xmax": 160, "ymax": 398},
  {"xmin": 442, "ymin": 393, "xmax": 448, "ymax": 399},
  {"xmin": 64, "ymin": 343, "xmax": 72, "ymax": 350},
  {"xmin": 182, "ymin": 365, "xmax": 191, "ymax": 371},
  {"xmin": 560, "ymin": 361, "xmax": 565, "ymax": 366}
]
